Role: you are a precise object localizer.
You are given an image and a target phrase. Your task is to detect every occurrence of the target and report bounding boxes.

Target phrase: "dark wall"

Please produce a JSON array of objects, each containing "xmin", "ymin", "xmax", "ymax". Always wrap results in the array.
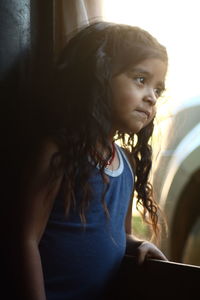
[
  {"xmin": 0, "ymin": 0, "xmax": 31, "ymax": 79},
  {"xmin": 0, "ymin": 0, "xmax": 54, "ymax": 171},
  {"xmin": 0, "ymin": 0, "xmax": 31, "ymax": 127},
  {"xmin": 0, "ymin": 0, "xmax": 54, "ymax": 80},
  {"xmin": 0, "ymin": 0, "xmax": 32, "ymax": 197},
  {"xmin": 0, "ymin": 2, "xmax": 54, "ymax": 296}
]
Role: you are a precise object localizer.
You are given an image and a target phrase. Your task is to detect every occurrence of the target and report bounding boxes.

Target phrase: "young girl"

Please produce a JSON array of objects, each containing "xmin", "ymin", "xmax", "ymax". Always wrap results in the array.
[{"xmin": 12, "ymin": 21, "xmax": 168, "ymax": 300}]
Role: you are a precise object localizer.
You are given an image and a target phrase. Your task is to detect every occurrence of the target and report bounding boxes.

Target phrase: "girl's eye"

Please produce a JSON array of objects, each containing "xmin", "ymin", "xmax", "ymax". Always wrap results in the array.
[{"xmin": 135, "ymin": 76, "xmax": 145, "ymax": 84}]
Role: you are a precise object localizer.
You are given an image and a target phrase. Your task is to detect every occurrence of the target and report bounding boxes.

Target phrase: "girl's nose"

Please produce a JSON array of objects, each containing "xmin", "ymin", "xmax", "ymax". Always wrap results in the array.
[{"xmin": 143, "ymin": 89, "xmax": 157, "ymax": 105}]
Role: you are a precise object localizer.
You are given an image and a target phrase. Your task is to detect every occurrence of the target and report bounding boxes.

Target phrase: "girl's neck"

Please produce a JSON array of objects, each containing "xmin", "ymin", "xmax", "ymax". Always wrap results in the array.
[
  {"xmin": 95, "ymin": 140, "xmax": 119, "ymax": 170},
  {"xmin": 96, "ymin": 141, "xmax": 115, "ymax": 166}
]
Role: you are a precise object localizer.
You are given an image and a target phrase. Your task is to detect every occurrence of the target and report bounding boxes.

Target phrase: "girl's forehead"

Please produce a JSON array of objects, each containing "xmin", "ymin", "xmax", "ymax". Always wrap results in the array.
[
  {"xmin": 128, "ymin": 58, "xmax": 167, "ymax": 76},
  {"xmin": 130, "ymin": 57, "xmax": 167, "ymax": 68}
]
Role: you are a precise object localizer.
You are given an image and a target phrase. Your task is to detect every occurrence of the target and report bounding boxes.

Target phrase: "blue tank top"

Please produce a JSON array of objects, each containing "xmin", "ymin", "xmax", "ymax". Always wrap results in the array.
[{"xmin": 39, "ymin": 145, "xmax": 134, "ymax": 300}]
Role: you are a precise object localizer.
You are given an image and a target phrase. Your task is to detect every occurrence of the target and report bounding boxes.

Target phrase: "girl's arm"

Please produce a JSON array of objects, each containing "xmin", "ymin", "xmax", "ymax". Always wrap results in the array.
[
  {"xmin": 11, "ymin": 140, "xmax": 64, "ymax": 300},
  {"xmin": 125, "ymin": 199, "xmax": 167, "ymax": 264},
  {"xmin": 124, "ymin": 148, "xmax": 167, "ymax": 264}
]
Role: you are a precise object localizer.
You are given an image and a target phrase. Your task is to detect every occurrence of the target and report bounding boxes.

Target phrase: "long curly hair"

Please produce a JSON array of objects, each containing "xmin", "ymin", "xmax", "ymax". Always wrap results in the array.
[{"xmin": 42, "ymin": 21, "xmax": 168, "ymax": 237}]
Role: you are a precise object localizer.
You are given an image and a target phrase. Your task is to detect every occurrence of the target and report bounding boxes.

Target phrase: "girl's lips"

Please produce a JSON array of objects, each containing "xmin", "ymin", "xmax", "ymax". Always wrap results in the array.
[{"xmin": 135, "ymin": 109, "xmax": 150, "ymax": 118}]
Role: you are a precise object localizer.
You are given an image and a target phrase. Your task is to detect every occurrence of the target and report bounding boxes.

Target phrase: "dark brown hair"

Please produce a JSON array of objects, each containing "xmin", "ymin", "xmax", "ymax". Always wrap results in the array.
[{"xmin": 45, "ymin": 21, "xmax": 168, "ymax": 237}]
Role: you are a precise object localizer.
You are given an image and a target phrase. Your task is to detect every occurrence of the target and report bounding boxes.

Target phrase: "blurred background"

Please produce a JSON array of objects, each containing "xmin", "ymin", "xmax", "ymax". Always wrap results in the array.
[{"xmin": 103, "ymin": 0, "xmax": 200, "ymax": 266}]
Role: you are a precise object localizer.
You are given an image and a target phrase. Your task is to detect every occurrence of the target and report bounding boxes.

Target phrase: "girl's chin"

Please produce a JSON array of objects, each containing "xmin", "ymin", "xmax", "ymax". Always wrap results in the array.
[
  {"xmin": 128, "ymin": 123, "xmax": 147, "ymax": 134},
  {"xmin": 113, "ymin": 120, "xmax": 149, "ymax": 134}
]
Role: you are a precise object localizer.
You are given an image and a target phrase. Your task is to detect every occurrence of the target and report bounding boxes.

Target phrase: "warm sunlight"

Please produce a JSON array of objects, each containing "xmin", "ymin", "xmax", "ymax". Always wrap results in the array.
[
  {"xmin": 103, "ymin": 0, "xmax": 200, "ymax": 111},
  {"xmin": 103, "ymin": 0, "xmax": 200, "ymax": 218}
]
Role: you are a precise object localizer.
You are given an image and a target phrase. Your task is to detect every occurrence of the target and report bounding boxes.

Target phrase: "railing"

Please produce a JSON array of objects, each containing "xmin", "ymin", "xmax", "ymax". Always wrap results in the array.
[{"xmin": 104, "ymin": 255, "xmax": 200, "ymax": 299}]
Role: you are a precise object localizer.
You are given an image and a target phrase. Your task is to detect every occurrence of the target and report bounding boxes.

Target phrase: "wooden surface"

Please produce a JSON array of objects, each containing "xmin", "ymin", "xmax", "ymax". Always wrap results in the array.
[{"xmin": 104, "ymin": 255, "xmax": 200, "ymax": 299}]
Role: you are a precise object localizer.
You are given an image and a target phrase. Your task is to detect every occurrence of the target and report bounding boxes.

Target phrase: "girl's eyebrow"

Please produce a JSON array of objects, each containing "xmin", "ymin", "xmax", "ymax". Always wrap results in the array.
[{"xmin": 129, "ymin": 67, "xmax": 152, "ymax": 76}]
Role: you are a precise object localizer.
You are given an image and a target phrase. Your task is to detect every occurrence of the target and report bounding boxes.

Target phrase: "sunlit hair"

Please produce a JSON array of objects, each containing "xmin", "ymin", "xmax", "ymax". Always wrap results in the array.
[{"xmin": 47, "ymin": 21, "xmax": 168, "ymax": 237}]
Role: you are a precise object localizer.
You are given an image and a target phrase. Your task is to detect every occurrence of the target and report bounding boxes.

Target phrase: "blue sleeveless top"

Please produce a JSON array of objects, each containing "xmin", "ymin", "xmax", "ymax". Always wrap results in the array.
[{"xmin": 39, "ymin": 145, "xmax": 134, "ymax": 300}]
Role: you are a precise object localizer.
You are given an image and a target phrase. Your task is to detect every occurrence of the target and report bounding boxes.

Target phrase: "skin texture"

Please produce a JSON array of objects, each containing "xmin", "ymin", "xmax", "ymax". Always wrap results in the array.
[
  {"xmin": 106, "ymin": 58, "xmax": 167, "ymax": 171},
  {"xmin": 111, "ymin": 58, "xmax": 167, "ymax": 134},
  {"xmin": 111, "ymin": 58, "xmax": 168, "ymax": 263}
]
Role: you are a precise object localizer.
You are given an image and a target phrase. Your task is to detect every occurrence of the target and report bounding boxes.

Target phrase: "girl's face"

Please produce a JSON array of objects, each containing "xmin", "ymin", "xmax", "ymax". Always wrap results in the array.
[{"xmin": 111, "ymin": 58, "xmax": 167, "ymax": 134}]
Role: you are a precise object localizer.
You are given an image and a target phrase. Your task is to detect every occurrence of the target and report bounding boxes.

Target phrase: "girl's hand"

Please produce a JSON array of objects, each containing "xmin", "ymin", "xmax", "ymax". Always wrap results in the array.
[
  {"xmin": 126, "ymin": 235, "xmax": 168, "ymax": 265},
  {"xmin": 136, "ymin": 241, "xmax": 168, "ymax": 265}
]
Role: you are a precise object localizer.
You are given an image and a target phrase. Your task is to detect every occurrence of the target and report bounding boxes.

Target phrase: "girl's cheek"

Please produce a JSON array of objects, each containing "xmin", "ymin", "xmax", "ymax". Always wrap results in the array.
[{"xmin": 146, "ymin": 109, "xmax": 156, "ymax": 126}]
